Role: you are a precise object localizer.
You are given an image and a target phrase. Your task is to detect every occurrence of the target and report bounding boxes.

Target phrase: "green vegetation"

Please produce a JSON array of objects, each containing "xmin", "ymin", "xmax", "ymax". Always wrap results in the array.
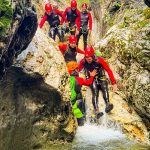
[
  {"xmin": 104, "ymin": 14, "xmax": 114, "ymax": 27},
  {"xmin": 0, "ymin": 0, "xmax": 13, "ymax": 37},
  {"xmin": 119, "ymin": 16, "xmax": 131, "ymax": 28},
  {"xmin": 137, "ymin": 19, "xmax": 149, "ymax": 28},
  {"xmin": 143, "ymin": 7, "xmax": 150, "ymax": 19}
]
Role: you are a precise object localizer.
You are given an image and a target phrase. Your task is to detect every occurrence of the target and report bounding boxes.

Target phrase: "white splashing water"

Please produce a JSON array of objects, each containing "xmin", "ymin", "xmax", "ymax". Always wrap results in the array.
[
  {"xmin": 75, "ymin": 123, "xmax": 125, "ymax": 145},
  {"xmin": 72, "ymin": 88, "xmax": 129, "ymax": 149}
]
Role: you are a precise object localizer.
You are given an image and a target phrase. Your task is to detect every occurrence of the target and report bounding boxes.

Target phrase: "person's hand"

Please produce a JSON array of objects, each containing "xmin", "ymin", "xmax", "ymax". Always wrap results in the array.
[
  {"xmin": 75, "ymin": 29, "xmax": 79, "ymax": 36},
  {"xmin": 89, "ymin": 69, "xmax": 97, "ymax": 77},
  {"xmin": 112, "ymin": 84, "xmax": 117, "ymax": 92}
]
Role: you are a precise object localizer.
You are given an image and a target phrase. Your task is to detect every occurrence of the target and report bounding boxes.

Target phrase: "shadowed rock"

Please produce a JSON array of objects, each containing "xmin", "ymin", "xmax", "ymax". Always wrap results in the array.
[{"xmin": 0, "ymin": 66, "xmax": 76, "ymax": 150}]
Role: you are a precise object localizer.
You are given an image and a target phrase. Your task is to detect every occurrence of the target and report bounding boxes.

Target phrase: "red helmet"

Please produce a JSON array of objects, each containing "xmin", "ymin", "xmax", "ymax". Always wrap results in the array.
[
  {"xmin": 45, "ymin": 3, "xmax": 52, "ymax": 13},
  {"xmin": 82, "ymin": 3, "xmax": 88, "ymax": 8},
  {"xmin": 71, "ymin": 0, "xmax": 77, "ymax": 9},
  {"xmin": 69, "ymin": 35, "xmax": 77, "ymax": 44},
  {"xmin": 85, "ymin": 46, "xmax": 95, "ymax": 57}
]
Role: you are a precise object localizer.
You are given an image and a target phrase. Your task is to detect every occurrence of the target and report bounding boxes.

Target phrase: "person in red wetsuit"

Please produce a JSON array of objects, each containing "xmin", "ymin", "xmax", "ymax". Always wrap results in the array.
[
  {"xmin": 63, "ymin": 0, "xmax": 81, "ymax": 35},
  {"xmin": 39, "ymin": 3, "xmax": 65, "ymax": 42},
  {"xmin": 78, "ymin": 46, "xmax": 117, "ymax": 119},
  {"xmin": 67, "ymin": 61, "xmax": 97, "ymax": 126},
  {"xmin": 77, "ymin": 3, "xmax": 92, "ymax": 49},
  {"xmin": 58, "ymin": 35, "xmax": 84, "ymax": 63}
]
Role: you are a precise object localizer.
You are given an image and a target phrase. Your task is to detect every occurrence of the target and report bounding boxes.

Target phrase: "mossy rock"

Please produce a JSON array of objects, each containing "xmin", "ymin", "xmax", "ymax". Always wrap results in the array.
[
  {"xmin": 133, "ymin": 19, "xmax": 150, "ymax": 30},
  {"xmin": 143, "ymin": 7, "xmax": 150, "ymax": 19},
  {"xmin": 0, "ymin": 0, "xmax": 13, "ymax": 37}
]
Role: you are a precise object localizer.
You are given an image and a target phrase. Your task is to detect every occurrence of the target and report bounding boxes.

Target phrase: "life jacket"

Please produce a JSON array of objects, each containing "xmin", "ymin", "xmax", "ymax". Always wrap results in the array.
[
  {"xmin": 45, "ymin": 10, "xmax": 60, "ymax": 27},
  {"xmin": 81, "ymin": 11, "xmax": 89, "ymax": 30},
  {"xmin": 66, "ymin": 8, "xmax": 78, "ymax": 26},
  {"xmin": 64, "ymin": 45, "xmax": 77, "ymax": 62}
]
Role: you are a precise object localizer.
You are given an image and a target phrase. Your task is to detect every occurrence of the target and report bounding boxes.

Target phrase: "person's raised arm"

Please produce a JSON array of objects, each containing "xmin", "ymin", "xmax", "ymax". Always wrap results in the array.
[
  {"xmin": 54, "ymin": 8, "xmax": 66, "ymax": 24},
  {"xmin": 98, "ymin": 57, "xmax": 116, "ymax": 85},
  {"xmin": 39, "ymin": 15, "xmax": 47, "ymax": 28},
  {"xmin": 77, "ymin": 70, "xmax": 97, "ymax": 86},
  {"xmin": 58, "ymin": 43, "xmax": 68, "ymax": 55},
  {"xmin": 77, "ymin": 47, "xmax": 84, "ymax": 54},
  {"xmin": 88, "ymin": 12, "xmax": 92, "ymax": 31},
  {"xmin": 78, "ymin": 59, "xmax": 84, "ymax": 72}
]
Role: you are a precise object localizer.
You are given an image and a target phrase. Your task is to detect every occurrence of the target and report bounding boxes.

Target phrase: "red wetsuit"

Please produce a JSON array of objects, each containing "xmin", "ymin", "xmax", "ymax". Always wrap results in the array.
[
  {"xmin": 78, "ymin": 57, "xmax": 116, "ymax": 85},
  {"xmin": 39, "ymin": 8, "xmax": 65, "ymax": 28},
  {"xmin": 63, "ymin": 7, "xmax": 81, "ymax": 30}
]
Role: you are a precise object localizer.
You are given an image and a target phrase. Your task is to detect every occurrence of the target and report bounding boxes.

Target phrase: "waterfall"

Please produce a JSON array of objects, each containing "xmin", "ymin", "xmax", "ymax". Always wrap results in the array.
[{"xmin": 71, "ymin": 88, "xmax": 137, "ymax": 150}]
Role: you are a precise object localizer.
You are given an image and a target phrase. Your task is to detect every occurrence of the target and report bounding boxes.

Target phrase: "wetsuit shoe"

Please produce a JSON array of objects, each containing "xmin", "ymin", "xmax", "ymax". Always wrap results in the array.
[
  {"xmin": 105, "ymin": 103, "xmax": 114, "ymax": 113},
  {"xmin": 95, "ymin": 112, "xmax": 104, "ymax": 119},
  {"xmin": 77, "ymin": 117, "xmax": 85, "ymax": 126}
]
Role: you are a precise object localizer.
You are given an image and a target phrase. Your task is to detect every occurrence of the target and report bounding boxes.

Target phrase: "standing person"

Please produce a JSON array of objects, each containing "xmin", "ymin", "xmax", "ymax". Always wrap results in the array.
[
  {"xmin": 63, "ymin": 0, "xmax": 81, "ymax": 35},
  {"xmin": 77, "ymin": 3, "xmax": 92, "ymax": 50},
  {"xmin": 58, "ymin": 35, "xmax": 84, "ymax": 63},
  {"xmin": 67, "ymin": 61, "xmax": 97, "ymax": 126},
  {"xmin": 39, "ymin": 3, "xmax": 65, "ymax": 42},
  {"xmin": 78, "ymin": 46, "xmax": 117, "ymax": 119}
]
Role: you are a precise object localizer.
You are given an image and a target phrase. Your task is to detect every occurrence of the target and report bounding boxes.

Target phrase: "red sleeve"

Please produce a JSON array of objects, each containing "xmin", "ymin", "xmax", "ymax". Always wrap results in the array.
[
  {"xmin": 75, "ymin": 9, "xmax": 81, "ymax": 30},
  {"xmin": 97, "ymin": 57, "xmax": 116, "ymax": 85},
  {"xmin": 76, "ymin": 76, "xmax": 94, "ymax": 86},
  {"xmin": 78, "ymin": 59, "xmax": 84, "ymax": 72},
  {"xmin": 54, "ymin": 8, "xmax": 66, "ymax": 24},
  {"xmin": 88, "ymin": 12, "xmax": 92, "ymax": 30},
  {"xmin": 39, "ymin": 15, "xmax": 47, "ymax": 28},
  {"xmin": 77, "ymin": 47, "xmax": 84, "ymax": 54},
  {"xmin": 58, "ymin": 43, "xmax": 68, "ymax": 55},
  {"xmin": 63, "ymin": 7, "xmax": 70, "ymax": 23}
]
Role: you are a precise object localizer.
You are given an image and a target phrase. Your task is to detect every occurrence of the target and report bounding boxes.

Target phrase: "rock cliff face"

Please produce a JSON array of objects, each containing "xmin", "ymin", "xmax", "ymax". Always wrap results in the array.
[
  {"xmin": 91, "ymin": 0, "xmax": 150, "ymax": 144},
  {"xmin": 17, "ymin": 28, "xmax": 71, "ymax": 101},
  {"xmin": 0, "ymin": 67, "xmax": 76, "ymax": 150},
  {"xmin": 0, "ymin": 0, "xmax": 38, "ymax": 79}
]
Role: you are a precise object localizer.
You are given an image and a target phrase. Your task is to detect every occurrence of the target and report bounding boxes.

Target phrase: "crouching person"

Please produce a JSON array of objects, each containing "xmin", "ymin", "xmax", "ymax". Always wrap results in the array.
[{"xmin": 67, "ymin": 61, "xmax": 96, "ymax": 126}]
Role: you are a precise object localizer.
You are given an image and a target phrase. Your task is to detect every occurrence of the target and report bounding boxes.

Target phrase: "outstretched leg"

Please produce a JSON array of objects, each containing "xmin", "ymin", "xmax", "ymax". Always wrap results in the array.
[
  {"xmin": 49, "ymin": 27, "xmax": 57, "ymax": 41},
  {"xmin": 90, "ymin": 80, "xmax": 99, "ymax": 111},
  {"xmin": 57, "ymin": 27, "xmax": 64, "ymax": 42},
  {"xmin": 99, "ymin": 79, "xmax": 113, "ymax": 113},
  {"xmin": 83, "ymin": 31, "xmax": 88, "ymax": 50},
  {"xmin": 76, "ymin": 30, "xmax": 82, "ymax": 47},
  {"xmin": 72, "ymin": 99, "xmax": 85, "ymax": 126}
]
